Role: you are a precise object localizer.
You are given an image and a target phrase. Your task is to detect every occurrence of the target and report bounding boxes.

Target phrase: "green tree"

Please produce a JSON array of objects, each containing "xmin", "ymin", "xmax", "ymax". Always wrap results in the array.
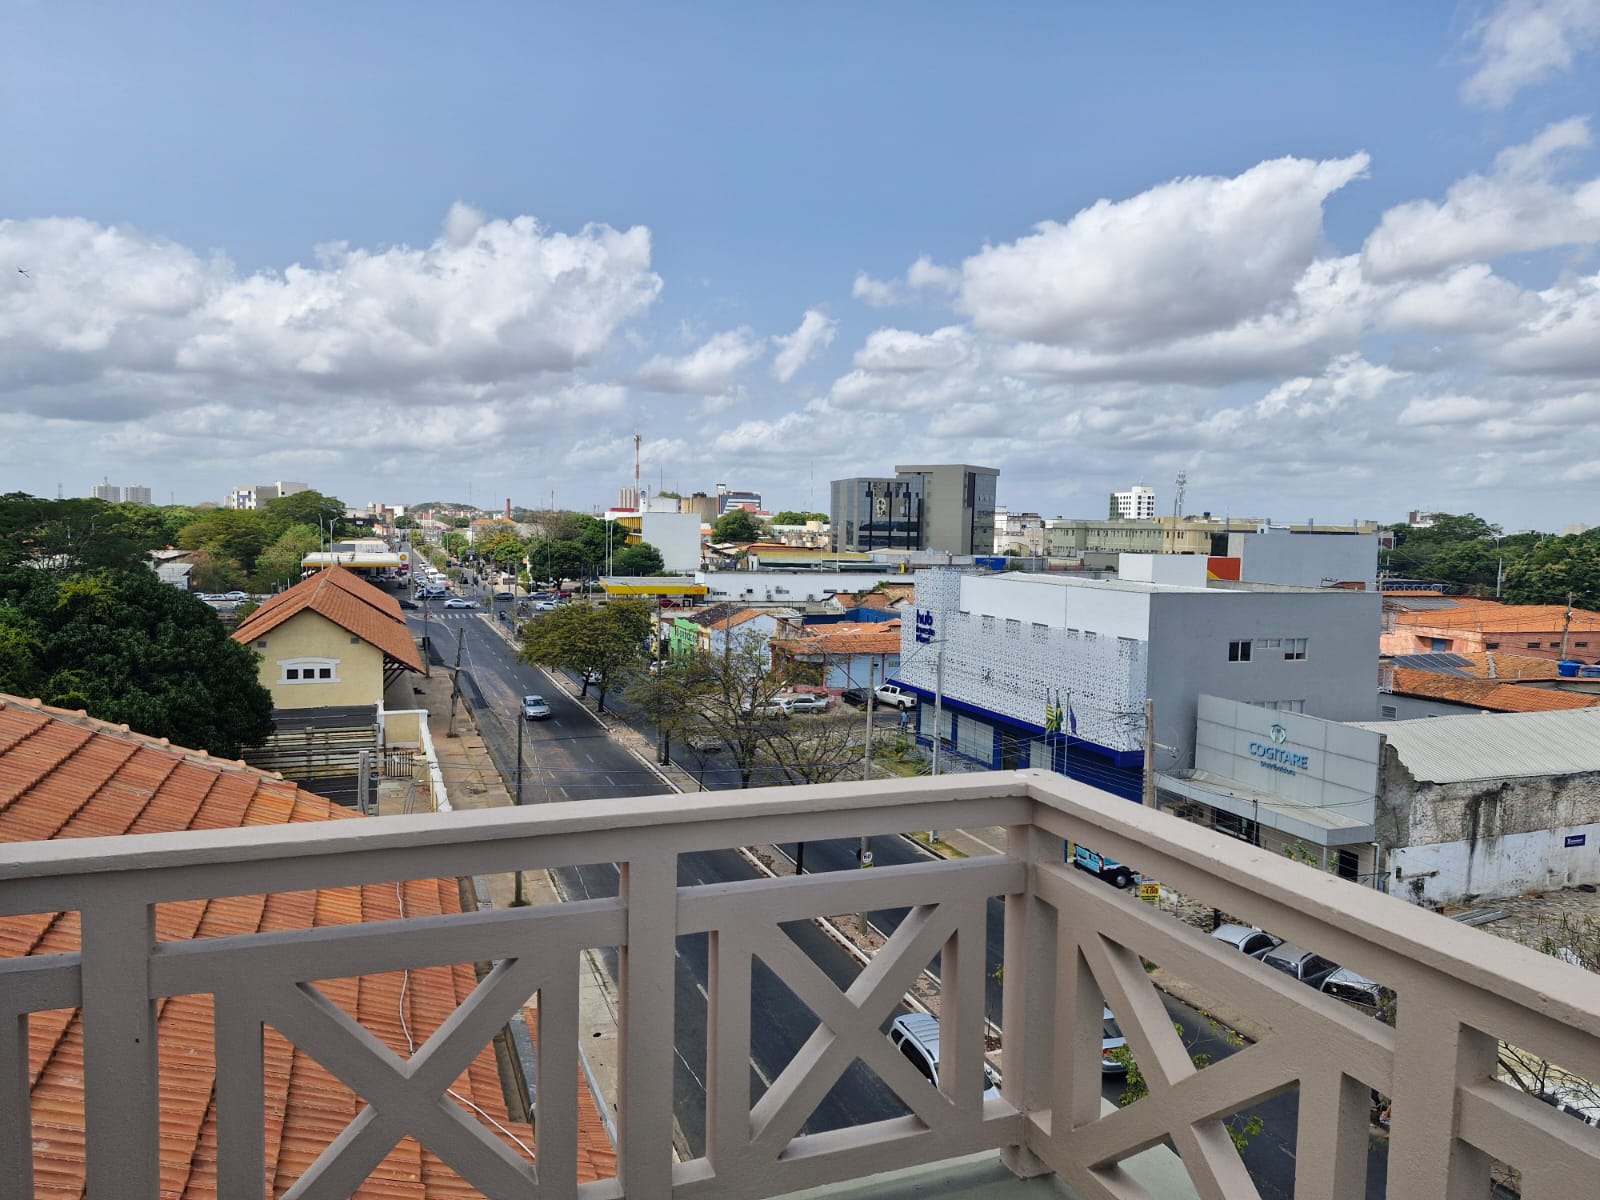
[
  {"xmin": 623, "ymin": 657, "xmax": 707, "ymax": 765},
  {"xmin": 394, "ymin": 514, "xmax": 417, "ymax": 529},
  {"xmin": 176, "ymin": 509, "xmax": 272, "ymax": 575},
  {"xmin": 252, "ymin": 524, "xmax": 322, "ymax": 593},
  {"xmin": 517, "ymin": 599, "xmax": 652, "ymax": 713},
  {"xmin": 713, "ymin": 508, "xmax": 765, "ymax": 543},
  {"xmin": 261, "ymin": 490, "xmax": 347, "ymax": 541},
  {"xmin": 613, "ymin": 542, "xmax": 666, "ymax": 575},
  {"xmin": 1501, "ymin": 532, "xmax": 1600, "ymax": 610},
  {"xmin": 772, "ymin": 511, "xmax": 828, "ymax": 525},
  {"xmin": 0, "ymin": 564, "xmax": 274, "ymax": 757},
  {"xmin": 688, "ymin": 628, "xmax": 807, "ymax": 787}
]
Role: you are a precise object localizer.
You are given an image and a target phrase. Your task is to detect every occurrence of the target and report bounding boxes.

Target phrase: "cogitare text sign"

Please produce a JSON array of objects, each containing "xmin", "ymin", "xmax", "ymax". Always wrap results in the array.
[{"xmin": 1249, "ymin": 724, "xmax": 1311, "ymax": 776}]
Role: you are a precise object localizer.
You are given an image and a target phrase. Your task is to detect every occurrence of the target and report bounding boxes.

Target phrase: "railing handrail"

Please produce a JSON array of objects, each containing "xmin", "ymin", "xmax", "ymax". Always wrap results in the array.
[{"xmin": 5, "ymin": 766, "xmax": 1599, "ymax": 1034}]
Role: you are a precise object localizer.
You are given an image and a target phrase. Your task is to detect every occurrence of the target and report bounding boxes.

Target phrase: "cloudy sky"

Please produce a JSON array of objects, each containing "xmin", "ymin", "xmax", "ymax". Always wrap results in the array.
[{"xmin": 3, "ymin": 2, "xmax": 1600, "ymax": 530}]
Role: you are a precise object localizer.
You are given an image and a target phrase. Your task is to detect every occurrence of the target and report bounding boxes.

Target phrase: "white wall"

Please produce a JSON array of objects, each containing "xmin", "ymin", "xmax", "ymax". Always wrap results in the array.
[
  {"xmin": 1391, "ymin": 822, "xmax": 1600, "ymax": 905},
  {"xmin": 959, "ymin": 573, "xmax": 1153, "ymax": 640},
  {"xmin": 1119, "ymin": 554, "xmax": 1208, "ymax": 587},
  {"xmin": 639, "ymin": 512, "xmax": 703, "ymax": 573}
]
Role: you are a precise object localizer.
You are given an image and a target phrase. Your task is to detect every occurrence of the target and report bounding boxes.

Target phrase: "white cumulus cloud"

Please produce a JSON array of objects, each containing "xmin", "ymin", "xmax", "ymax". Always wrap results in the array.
[
  {"xmin": 1462, "ymin": 0, "xmax": 1600, "ymax": 108},
  {"xmin": 631, "ymin": 327, "xmax": 765, "ymax": 394},
  {"xmin": 771, "ymin": 308, "xmax": 838, "ymax": 382},
  {"xmin": 1362, "ymin": 119, "xmax": 1600, "ymax": 280},
  {"xmin": 853, "ymin": 325, "xmax": 973, "ymax": 372},
  {"xmin": 851, "ymin": 255, "xmax": 960, "ymax": 308},
  {"xmin": 958, "ymin": 154, "xmax": 1369, "ymax": 350}
]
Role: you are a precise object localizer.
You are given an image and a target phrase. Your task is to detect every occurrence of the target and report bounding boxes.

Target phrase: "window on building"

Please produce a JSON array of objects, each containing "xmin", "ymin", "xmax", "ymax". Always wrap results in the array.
[
  {"xmin": 1577, "ymin": 642, "xmax": 1590, "ymax": 649},
  {"xmin": 279, "ymin": 657, "xmax": 339, "ymax": 685},
  {"xmin": 1527, "ymin": 642, "xmax": 1540, "ymax": 649},
  {"xmin": 1260, "ymin": 638, "xmax": 1281, "ymax": 649},
  {"xmin": 982, "ymin": 615, "xmax": 995, "ymax": 634},
  {"xmin": 1214, "ymin": 810, "xmax": 1258, "ymax": 844},
  {"xmin": 1284, "ymin": 638, "xmax": 1308, "ymax": 660},
  {"xmin": 1485, "ymin": 642, "xmax": 1499, "ymax": 649},
  {"xmin": 1228, "ymin": 640, "xmax": 1252, "ymax": 662},
  {"xmin": 1005, "ymin": 618, "xmax": 1021, "ymax": 637}
]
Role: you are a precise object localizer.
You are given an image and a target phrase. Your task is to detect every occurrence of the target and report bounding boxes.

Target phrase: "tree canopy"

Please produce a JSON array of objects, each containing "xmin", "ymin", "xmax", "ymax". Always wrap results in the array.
[
  {"xmin": 772, "ymin": 511, "xmax": 827, "ymax": 526},
  {"xmin": 516, "ymin": 599, "xmax": 653, "ymax": 712},
  {"xmin": 713, "ymin": 509, "xmax": 766, "ymax": 543},
  {"xmin": 0, "ymin": 564, "xmax": 274, "ymax": 757},
  {"xmin": 613, "ymin": 542, "xmax": 666, "ymax": 575}
]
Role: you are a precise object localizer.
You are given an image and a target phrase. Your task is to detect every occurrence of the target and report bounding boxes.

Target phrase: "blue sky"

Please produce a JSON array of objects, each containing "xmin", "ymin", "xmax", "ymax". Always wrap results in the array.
[{"xmin": 3, "ymin": 1, "xmax": 1600, "ymax": 529}]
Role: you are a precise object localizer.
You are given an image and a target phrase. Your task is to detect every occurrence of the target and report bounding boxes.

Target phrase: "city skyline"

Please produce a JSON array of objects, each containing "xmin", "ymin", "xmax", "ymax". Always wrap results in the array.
[{"xmin": 4, "ymin": 2, "xmax": 1600, "ymax": 529}]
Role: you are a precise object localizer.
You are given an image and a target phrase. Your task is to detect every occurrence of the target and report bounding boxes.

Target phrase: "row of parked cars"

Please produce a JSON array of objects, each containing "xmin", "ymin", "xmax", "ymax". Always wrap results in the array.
[
  {"xmin": 196, "ymin": 590, "xmax": 251, "ymax": 603},
  {"xmin": 1211, "ymin": 923, "xmax": 1392, "ymax": 1010}
]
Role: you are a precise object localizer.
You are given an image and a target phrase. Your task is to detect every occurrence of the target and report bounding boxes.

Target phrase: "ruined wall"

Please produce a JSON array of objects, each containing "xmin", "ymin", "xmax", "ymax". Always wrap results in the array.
[{"xmin": 1379, "ymin": 748, "xmax": 1600, "ymax": 905}]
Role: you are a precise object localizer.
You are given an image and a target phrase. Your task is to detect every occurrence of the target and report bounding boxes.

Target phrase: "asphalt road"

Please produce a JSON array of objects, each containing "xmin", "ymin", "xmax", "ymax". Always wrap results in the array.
[{"xmin": 408, "ymin": 611, "xmax": 909, "ymax": 1156}]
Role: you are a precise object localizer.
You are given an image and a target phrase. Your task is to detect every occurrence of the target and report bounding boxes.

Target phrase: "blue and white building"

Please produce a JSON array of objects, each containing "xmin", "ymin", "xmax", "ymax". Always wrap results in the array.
[{"xmin": 894, "ymin": 556, "xmax": 1381, "ymax": 799}]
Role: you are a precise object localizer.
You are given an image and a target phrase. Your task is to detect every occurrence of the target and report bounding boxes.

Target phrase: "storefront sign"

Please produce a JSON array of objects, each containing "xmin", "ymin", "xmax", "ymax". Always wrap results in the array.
[
  {"xmin": 1137, "ymin": 881, "xmax": 1161, "ymax": 904},
  {"xmin": 915, "ymin": 609, "xmax": 936, "ymax": 644},
  {"xmin": 1566, "ymin": 833, "xmax": 1588, "ymax": 848}
]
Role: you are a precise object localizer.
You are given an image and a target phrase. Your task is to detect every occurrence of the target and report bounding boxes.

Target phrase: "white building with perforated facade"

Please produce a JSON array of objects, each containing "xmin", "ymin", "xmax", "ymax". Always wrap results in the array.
[{"xmin": 894, "ymin": 556, "xmax": 1380, "ymax": 798}]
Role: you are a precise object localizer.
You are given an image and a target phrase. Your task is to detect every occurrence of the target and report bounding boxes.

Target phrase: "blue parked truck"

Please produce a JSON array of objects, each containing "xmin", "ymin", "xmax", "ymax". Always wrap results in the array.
[{"xmin": 1070, "ymin": 843, "xmax": 1136, "ymax": 889}]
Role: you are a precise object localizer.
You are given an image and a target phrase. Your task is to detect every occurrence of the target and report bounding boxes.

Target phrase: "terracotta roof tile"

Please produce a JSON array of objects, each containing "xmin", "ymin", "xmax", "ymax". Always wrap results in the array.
[
  {"xmin": 773, "ymin": 619, "xmax": 902, "ymax": 657},
  {"xmin": 232, "ymin": 567, "xmax": 423, "ymax": 673},
  {"xmin": 1395, "ymin": 602, "xmax": 1600, "ymax": 633},
  {"xmin": 1389, "ymin": 669, "xmax": 1600, "ymax": 713},
  {"xmin": 0, "ymin": 695, "xmax": 533, "ymax": 1198}
]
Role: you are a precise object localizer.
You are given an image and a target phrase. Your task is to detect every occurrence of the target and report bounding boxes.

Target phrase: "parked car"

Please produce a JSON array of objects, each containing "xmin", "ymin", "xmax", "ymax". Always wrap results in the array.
[
  {"xmin": 583, "ymin": 670, "xmax": 603, "ymax": 684},
  {"xmin": 222, "ymin": 590, "xmax": 249, "ymax": 602},
  {"xmin": 1071, "ymin": 844, "xmax": 1135, "ymax": 890},
  {"xmin": 740, "ymin": 697, "xmax": 793, "ymax": 718},
  {"xmin": 874, "ymin": 684, "xmax": 917, "ymax": 710},
  {"xmin": 521, "ymin": 695, "xmax": 551, "ymax": 720},
  {"xmin": 887, "ymin": 1013, "xmax": 1000, "ymax": 1101},
  {"xmin": 533, "ymin": 601, "xmax": 558, "ymax": 612},
  {"xmin": 1318, "ymin": 968, "xmax": 1392, "ymax": 1010},
  {"xmin": 493, "ymin": 591, "xmax": 516, "ymax": 602},
  {"xmin": 781, "ymin": 694, "xmax": 830, "ymax": 714},
  {"xmin": 1099, "ymin": 1007, "xmax": 1129, "ymax": 1074},
  {"xmin": 442, "ymin": 597, "xmax": 476, "ymax": 609},
  {"xmin": 686, "ymin": 730, "xmax": 722, "ymax": 752},
  {"xmin": 1210, "ymin": 924, "xmax": 1282, "ymax": 960},
  {"xmin": 839, "ymin": 688, "xmax": 868, "ymax": 707},
  {"xmin": 1261, "ymin": 943, "xmax": 1341, "ymax": 989}
]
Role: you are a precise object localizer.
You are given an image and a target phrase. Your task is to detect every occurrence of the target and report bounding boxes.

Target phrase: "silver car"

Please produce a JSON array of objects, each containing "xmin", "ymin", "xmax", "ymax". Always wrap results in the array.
[
  {"xmin": 521, "ymin": 695, "xmax": 551, "ymax": 720},
  {"xmin": 888, "ymin": 1013, "xmax": 1000, "ymax": 1100}
]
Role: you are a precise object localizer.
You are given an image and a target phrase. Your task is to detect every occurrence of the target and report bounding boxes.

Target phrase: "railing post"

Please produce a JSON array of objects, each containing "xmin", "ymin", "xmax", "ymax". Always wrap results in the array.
[
  {"xmin": 80, "ymin": 893, "xmax": 159, "ymax": 1200},
  {"xmin": 1386, "ymin": 1001, "xmax": 1496, "ymax": 1199},
  {"xmin": 0, "ymin": 1011, "xmax": 34, "ymax": 1200},
  {"xmin": 618, "ymin": 854, "xmax": 679, "ymax": 1199},
  {"xmin": 1001, "ymin": 822, "xmax": 1056, "ymax": 1178}
]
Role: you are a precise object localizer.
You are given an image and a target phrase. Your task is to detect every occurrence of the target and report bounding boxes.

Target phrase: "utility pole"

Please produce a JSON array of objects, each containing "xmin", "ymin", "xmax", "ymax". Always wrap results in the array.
[
  {"xmin": 1562, "ymin": 591, "xmax": 1575, "ymax": 659},
  {"xmin": 1142, "ymin": 697, "xmax": 1157, "ymax": 808},
  {"xmin": 422, "ymin": 594, "xmax": 432, "ymax": 678},
  {"xmin": 447, "ymin": 627, "xmax": 466, "ymax": 738},
  {"xmin": 855, "ymin": 660, "xmax": 877, "ymax": 933},
  {"xmin": 929, "ymin": 641, "xmax": 945, "ymax": 845},
  {"xmin": 512, "ymin": 713, "xmax": 527, "ymax": 905}
]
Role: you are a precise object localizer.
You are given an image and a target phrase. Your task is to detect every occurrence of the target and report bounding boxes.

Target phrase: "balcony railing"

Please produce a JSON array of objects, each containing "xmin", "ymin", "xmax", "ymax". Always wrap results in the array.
[{"xmin": 4, "ymin": 771, "xmax": 1600, "ymax": 1199}]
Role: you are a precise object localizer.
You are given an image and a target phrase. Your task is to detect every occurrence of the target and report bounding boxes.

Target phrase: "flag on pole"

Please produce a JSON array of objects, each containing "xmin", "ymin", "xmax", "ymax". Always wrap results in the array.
[{"xmin": 1044, "ymin": 690, "xmax": 1063, "ymax": 736}]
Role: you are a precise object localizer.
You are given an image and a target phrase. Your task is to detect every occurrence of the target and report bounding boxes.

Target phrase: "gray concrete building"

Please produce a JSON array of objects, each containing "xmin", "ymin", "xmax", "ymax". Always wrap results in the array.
[{"xmin": 829, "ymin": 463, "xmax": 997, "ymax": 556}]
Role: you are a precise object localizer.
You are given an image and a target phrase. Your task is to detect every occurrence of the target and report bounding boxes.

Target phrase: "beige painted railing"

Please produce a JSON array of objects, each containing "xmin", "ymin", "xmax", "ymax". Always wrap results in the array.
[{"xmin": 3, "ymin": 771, "xmax": 1599, "ymax": 1200}]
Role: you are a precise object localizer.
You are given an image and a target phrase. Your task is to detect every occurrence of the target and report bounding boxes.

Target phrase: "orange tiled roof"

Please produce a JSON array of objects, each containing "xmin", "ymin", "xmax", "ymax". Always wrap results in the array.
[
  {"xmin": 1413, "ymin": 652, "xmax": 1566, "ymax": 681},
  {"xmin": 774, "ymin": 620, "xmax": 902, "ymax": 657},
  {"xmin": 1394, "ymin": 602, "xmax": 1600, "ymax": 633},
  {"xmin": 1389, "ymin": 670, "xmax": 1600, "ymax": 713},
  {"xmin": 0, "ymin": 695, "xmax": 568, "ymax": 1198},
  {"xmin": 233, "ymin": 567, "xmax": 423, "ymax": 673}
]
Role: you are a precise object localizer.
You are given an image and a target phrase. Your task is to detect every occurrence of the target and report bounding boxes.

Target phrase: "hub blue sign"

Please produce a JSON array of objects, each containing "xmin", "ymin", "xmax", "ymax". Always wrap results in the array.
[{"xmin": 915, "ymin": 609, "xmax": 936, "ymax": 645}]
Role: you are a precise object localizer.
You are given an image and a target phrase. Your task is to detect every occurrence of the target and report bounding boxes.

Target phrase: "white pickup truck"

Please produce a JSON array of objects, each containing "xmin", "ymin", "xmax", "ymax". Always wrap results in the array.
[{"xmin": 874, "ymin": 684, "xmax": 917, "ymax": 711}]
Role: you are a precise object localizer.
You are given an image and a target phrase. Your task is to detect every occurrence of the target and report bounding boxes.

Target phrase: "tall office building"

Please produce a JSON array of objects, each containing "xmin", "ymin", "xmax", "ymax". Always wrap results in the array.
[
  {"xmin": 90, "ymin": 479, "xmax": 121, "ymax": 503},
  {"xmin": 829, "ymin": 464, "xmax": 998, "ymax": 555},
  {"xmin": 123, "ymin": 484, "xmax": 152, "ymax": 506},
  {"xmin": 1111, "ymin": 485, "xmax": 1157, "ymax": 520}
]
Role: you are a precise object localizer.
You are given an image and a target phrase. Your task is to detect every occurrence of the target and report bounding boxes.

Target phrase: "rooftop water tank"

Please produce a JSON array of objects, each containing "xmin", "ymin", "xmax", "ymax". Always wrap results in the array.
[{"xmin": 1558, "ymin": 660, "xmax": 1580, "ymax": 677}]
